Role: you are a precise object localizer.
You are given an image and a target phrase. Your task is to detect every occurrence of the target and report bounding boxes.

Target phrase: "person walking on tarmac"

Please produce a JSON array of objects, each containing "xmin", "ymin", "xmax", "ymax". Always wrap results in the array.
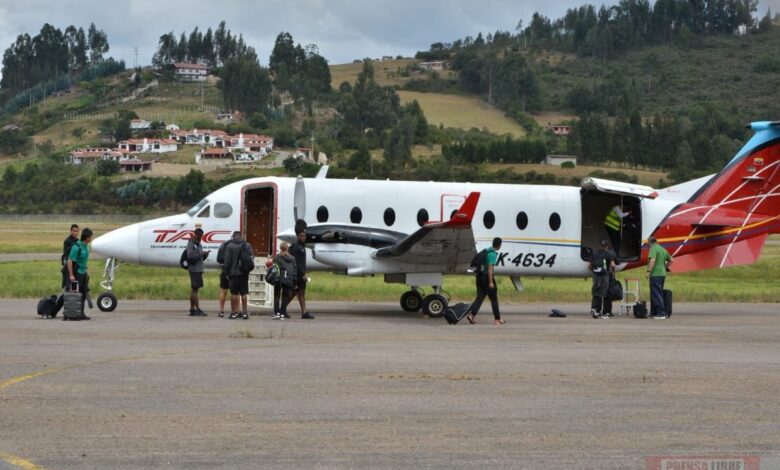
[
  {"xmin": 466, "ymin": 237, "xmax": 505, "ymax": 326},
  {"xmin": 589, "ymin": 239, "xmax": 617, "ymax": 319},
  {"xmin": 66, "ymin": 227, "xmax": 93, "ymax": 321},
  {"xmin": 61, "ymin": 224, "xmax": 79, "ymax": 289},
  {"xmin": 647, "ymin": 237, "xmax": 673, "ymax": 319},
  {"xmin": 604, "ymin": 203, "xmax": 632, "ymax": 257}
]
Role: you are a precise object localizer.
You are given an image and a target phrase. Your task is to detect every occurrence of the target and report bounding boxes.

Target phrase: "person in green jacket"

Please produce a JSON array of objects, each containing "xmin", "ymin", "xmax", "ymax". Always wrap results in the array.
[
  {"xmin": 646, "ymin": 237, "xmax": 673, "ymax": 319},
  {"xmin": 66, "ymin": 227, "xmax": 93, "ymax": 321}
]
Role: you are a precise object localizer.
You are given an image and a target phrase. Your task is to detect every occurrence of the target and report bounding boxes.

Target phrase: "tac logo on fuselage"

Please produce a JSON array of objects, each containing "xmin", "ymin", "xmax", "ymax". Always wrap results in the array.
[{"xmin": 152, "ymin": 230, "xmax": 231, "ymax": 244}]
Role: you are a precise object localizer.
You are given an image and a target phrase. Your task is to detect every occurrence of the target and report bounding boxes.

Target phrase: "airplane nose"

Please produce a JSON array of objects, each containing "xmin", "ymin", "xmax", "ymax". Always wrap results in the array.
[
  {"xmin": 277, "ymin": 228, "xmax": 297, "ymax": 244},
  {"xmin": 91, "ymin": 223, "xmax": 140, "ymax": 263}
]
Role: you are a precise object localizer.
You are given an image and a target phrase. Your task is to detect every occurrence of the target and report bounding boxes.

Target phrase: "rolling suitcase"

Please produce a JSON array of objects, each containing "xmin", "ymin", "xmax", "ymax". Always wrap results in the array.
[
  {"xmin": 62, "ymin": 282, "xmax": 84, "ymax": 321},
  {"xmin": 663, "ymin": 289, "xmax": 673, "ymax": 318},
  {"xmin": 443, "ymin": 302, "xmax": 471, "ymax": 325}
]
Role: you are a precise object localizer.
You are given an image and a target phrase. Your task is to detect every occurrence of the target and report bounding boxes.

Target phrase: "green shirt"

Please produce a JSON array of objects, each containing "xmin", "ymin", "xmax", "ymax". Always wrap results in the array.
[
  {"xmin": 69, "ymin": 241, "xmax": 89, "ymax": 275},
  {"xmin": 648, "ymin": 243, "xmax": 670, "ymax": 277},
  {"xmin": 485, "ymin": 247, "xmax": 497, "ymax": 271}
]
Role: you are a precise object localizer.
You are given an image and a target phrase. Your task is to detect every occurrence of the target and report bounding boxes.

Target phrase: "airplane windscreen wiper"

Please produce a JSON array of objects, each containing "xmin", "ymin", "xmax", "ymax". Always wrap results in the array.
[{"xmin": 186, "ymin": 198, "xmax": 209, "ymax": 217}]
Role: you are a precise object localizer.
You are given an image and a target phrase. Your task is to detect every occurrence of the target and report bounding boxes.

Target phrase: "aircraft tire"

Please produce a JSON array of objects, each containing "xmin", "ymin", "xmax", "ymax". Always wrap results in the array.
[
  {"xmin": 97, "ymin": 292, "xmax": 118, "ymax": 312},
  {"xmin": 422, "ymin": 294, "xmax": 448, "ymax": 318},
  {"xmin": 400, "ymin": 291, "xmax": 423, "ymax": 312}
]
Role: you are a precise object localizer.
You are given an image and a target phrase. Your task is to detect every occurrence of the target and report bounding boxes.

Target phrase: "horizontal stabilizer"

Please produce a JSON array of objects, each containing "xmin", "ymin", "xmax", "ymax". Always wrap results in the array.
[
  {"xmin": 670, "ymin": 234, "xmax": 767, "ymax": 273},
  {"xmin": 374, "ymin": 192, "xmax": 480, "ymax": 267}
]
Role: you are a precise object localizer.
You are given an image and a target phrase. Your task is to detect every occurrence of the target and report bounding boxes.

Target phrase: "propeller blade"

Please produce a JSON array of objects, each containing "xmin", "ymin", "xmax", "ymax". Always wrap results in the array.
[{"xmin": 294, "ymin": 176, "xmax": 306, "ymax": 221}]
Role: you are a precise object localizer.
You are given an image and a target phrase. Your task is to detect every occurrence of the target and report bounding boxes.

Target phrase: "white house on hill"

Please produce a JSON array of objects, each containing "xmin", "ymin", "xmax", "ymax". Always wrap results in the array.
[
  {"xmin": 118, "ymin": 138, "xmax": 178, "ymax": 154},
  {"xmin": 173, "ymin": 62, "xmax": 209, "ymax": 81}
]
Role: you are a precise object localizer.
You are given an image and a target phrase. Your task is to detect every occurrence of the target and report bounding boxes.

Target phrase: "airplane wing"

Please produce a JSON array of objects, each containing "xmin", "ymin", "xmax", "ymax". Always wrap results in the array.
[{"xmin": 374, "ymin": 192, "xmax": 480, "ymax": 270}]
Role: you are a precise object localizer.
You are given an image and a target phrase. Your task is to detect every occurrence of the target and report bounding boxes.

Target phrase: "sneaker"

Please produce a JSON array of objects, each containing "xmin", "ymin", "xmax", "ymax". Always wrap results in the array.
[
  {"xmin": 196, "ymin": 308, "xmax": 207, "ymax": 317},
  {"xmin": 652, "ymin": 315, "xmax": 667, "ymax": 320},
  {"xmin": 228, "ymin": 312, "xmax": 239, "ymax": 320},
  {"xmin": 81, "ymin": 315, "xmax": 91, "ymax": 321},
  {"xmin": 591, "ymin": 309, "xmax": 600, "ymax": 319},
  {"xmin": 242, "ymin": 313, "xmax": 249, "ymax": 320},
  {"xmin": 283, "ymin": 313, "xmax": 291, "ymax": 319},
  {"xmin": 218, "ymin": 311, "xmax": 225, "ymax": 318},
  {"xmin": 301, "ymin": 311, "xmax": 315, "ymax": 320},
  {"xmin": 271, "ymin": 313, "xmax": 282, "ymax": 320},
  {"xmin": 599, "ymin": 314, "xmax": 609, "ymax": 319}
]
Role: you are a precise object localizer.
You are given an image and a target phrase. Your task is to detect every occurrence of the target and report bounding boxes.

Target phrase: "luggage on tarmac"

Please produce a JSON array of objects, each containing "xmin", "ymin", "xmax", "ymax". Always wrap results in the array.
[
  {"xmin": 608, "ymin": 276, "xmax": 624, "ymax": 301},
  {"xmin": 663, "ymin": 289, "xmax": 673, "ymax": 317},
  {"xmin": 633, "ymin": 301, "xmax": 649, "ymax": 319},
  {"xmin": 37, "ymin": 295, "xmax": 58, "ymax": 318},
  {"xmin": 62, "ymin": 283, "xmax": 83, "ymax": 321},
  {"xmin": 443, "ymin": 302, "xmax": 471, "ymax": 325}
]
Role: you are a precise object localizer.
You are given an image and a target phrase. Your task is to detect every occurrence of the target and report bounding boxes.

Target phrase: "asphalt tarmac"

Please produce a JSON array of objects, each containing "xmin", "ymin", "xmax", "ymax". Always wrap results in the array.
[{"xmin": 1, "ymin": 300, "xmax": 779, "ymax": 469}]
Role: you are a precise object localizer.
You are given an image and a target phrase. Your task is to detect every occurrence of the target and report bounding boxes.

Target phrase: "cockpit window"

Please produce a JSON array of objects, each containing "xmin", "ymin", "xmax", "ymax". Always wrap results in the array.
[
  {"xmin": 187, "ymin": 199, "xmax": 209, "ymax": 217},
  {"xmin": 197, "ymin": 205, "xmax": 211, "ymax": 218},
  {"xmin": 214, "ymin": 203, "xmax": 233, "ymax": 218}
]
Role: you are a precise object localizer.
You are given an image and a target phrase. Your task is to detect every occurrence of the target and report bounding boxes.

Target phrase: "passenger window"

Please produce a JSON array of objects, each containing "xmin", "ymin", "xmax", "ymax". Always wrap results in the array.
[
  {"xmin": 549, "ymin": 212, "xmax": 561, "ymax": 231},
  {"xmin": 483, "ymin": 211, "xmax": 495, "ymax": 229},
  {"xmin": 350, "ymin": 207, "xmax": 362, "ymax": 224},
  {"xmin": 516, "ymin": 212, "xmax": 528, "ymax": 230},
  {"xmin": 417, "ymin": 209, "xmax": 429, "ymax": 227},
  {"xmin": 214, "ymin": 203, "xmax": 233, "ymax": 218},
  {"xmin": 317, "ymin": 206, "xmax": 329, "ymax": 223},
  {"xmin": 384, "ymin": 208, "xmax": 396, "ymax": 226},
  {"xmin": 197, "ymin": 205, "xmax": 210, "ymax": 218}
]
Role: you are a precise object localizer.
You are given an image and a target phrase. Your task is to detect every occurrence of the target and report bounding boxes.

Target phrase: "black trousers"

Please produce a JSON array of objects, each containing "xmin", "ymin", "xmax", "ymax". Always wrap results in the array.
[
  {"xmin": 591, "ymin": 273, "xmax": 611, "ymax": 314},
  {"xmin": 470, "ymin": 273, "xmax": 500, "ymax": 320},
  {"xmin": 273, "ymin": 283, "xmax": 292, "ymax": 316},
  {"xmin": 606, "ymin": 227, "xmax": 621, "ymax": 256},
  {"xmin": 76, "ymin": 272, "xmax": 89, "ymax": 313}
]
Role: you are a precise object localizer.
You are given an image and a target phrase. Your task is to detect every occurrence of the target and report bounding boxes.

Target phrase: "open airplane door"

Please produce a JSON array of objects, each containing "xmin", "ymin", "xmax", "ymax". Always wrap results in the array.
[{"xmin": 580, "ymin": 178, "xmax": 658, "ymax": 262}]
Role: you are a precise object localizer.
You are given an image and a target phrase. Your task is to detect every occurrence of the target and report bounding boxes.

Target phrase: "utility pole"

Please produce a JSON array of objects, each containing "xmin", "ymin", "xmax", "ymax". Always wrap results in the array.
[
  {"xmin": 200, "ymin": 82, "xmax": 204, "ymax": 112},
  {"xmin": 133, "ymin": 47, "xmax": 139, "ymax": 69}
]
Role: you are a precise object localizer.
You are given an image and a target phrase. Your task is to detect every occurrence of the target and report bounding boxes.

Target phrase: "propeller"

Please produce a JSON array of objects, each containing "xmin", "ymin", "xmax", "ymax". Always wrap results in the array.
[{"xmin": 293, "ymin": 176, "xmax": 308, "ymax": 235}]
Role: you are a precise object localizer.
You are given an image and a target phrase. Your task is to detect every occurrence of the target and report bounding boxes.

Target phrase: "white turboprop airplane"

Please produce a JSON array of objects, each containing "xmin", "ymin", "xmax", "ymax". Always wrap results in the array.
[{"xmin": 91, "ymin": 121, "xmax": 780, "ymax": 314}]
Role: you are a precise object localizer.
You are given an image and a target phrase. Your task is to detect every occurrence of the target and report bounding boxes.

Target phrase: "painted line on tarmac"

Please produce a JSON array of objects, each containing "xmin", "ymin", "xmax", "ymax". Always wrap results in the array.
[
  {"xmin": 0, "ymin": 452, "xmax": 47, "ymax": 470},
  {"xmin": 0, "ymin": 368, "xmax": 65, "ymax": 391}
]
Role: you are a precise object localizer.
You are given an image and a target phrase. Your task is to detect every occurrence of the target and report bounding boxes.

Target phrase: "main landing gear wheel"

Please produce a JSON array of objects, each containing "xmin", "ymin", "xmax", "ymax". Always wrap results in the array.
[
  {"xmin": 400, "ymin": 290, "xmax": 423, "ymax": 312},
  {"xmin": 97, "ymin": 292, "xmax": 118, "ymax": 312},
  {"xmin": 422, "ymin": 294, "xmax": 448, "ymax": 318}
]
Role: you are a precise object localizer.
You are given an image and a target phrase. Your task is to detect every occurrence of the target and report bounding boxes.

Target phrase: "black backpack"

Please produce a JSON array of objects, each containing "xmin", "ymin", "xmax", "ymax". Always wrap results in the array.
[
  {"xmin": 468, "ymin": 249, "xmax": 488, "ymax": 274},
  {"xmin": 239, "ymin": 243, "xmax": 255, "ymax": 274}
]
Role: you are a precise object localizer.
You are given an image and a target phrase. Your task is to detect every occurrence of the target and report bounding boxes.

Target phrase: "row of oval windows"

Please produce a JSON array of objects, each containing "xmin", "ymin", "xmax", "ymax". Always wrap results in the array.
[{"xmin": 315, "ymin": 205, "xmax": 562, "ymax": 232}]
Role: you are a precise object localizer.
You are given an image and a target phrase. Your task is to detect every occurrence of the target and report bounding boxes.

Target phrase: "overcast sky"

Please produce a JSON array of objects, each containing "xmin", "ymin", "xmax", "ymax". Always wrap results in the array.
[{"xmin": 1, "ymin": 0, "xmax": 779, "ymax": 67}]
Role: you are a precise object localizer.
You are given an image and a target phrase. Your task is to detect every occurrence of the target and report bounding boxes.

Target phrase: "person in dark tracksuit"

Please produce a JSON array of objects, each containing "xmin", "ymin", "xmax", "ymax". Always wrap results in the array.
[
  {"xmin": 61, "ymin": 224, "xmax": 79, "ymax": 289},
  {"xmin": 186, "ymin": 228, "xmax": 209, "ymax": 317},
  {"xmin": 466, "ymin": 237, "xmax": 505, "ymax": 326},
  {"xmin": 589, "ymin": 239, "xmax": 617, "ymax": 319},
  {"xmin": 216, "ymin": 239, "xmax": 230, "ymax": 318},
  {"xmin": 285, "ymin": 227, "xmax": 315, "ymax": 320},
  {"xmin": 66, "ymin": 227, "xmax": 93, "ymax": 321},
  {"xmin": 272, "ymin": 242, "xmax": 297, "ymax": 320}
]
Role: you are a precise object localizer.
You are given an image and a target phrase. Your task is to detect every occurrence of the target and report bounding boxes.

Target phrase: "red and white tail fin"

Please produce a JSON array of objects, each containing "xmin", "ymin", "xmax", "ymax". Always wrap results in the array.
[
  {"xmin": 687, "ymin": 121, "xmax": 780, "ymax": 224},
  {"xmin": 650, "ymin": 122, "xmax": 780, "ymax": 272}
]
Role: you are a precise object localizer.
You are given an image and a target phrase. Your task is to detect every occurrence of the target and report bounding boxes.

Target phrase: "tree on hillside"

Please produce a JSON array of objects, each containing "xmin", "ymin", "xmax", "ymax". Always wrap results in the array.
[
  {"xmin": 219, "ymin": 52, "xmax": 272, "ymax": 116},
  {"xmin": 87, "ymin": 22, "xmax": 109, "ymax": 63}
]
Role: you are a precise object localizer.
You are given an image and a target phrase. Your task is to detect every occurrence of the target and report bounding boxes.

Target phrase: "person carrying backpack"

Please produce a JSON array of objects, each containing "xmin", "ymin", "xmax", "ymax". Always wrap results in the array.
[
  {"xmin": 224, "ymin": 231, "xmax": 254, "ymax": 320},
  {"xmin": 271, "ymin": 242, "xmax": 297, "ymax": 320},
  {"xmin": 589, "ymin": 239, "xmax": 617, "ymax": 319},
  {"xmin": 185, "ymin": 228, "xmax": 210, "ymax": 317},
  {"xmin": 466, "ymin": 237, "xmax": 504, "ymax": 326}
]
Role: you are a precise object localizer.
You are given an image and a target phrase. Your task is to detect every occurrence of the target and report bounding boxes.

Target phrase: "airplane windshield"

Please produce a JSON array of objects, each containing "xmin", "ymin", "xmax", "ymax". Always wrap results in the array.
[{"xmin": 187, "ymin": 199, "xmax": 209, "ymax": 217}]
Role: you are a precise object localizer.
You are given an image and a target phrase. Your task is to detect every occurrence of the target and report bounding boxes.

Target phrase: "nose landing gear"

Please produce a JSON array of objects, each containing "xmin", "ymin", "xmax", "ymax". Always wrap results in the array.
[{"xmin": 97, "ymin": 257, "xmax": 119, "ymax": 312}]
